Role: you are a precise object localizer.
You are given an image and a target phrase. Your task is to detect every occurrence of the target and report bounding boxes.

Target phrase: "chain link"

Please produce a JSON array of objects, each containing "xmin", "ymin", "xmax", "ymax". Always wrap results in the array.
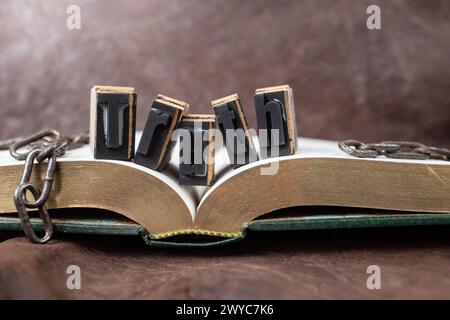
[
  {"xmin": 0, "ymin": 130, "xmax": 89, "ymax": 244},
  {"xmin": 339, "ymin": 140, "xmax": 450, "ymax": 161}
]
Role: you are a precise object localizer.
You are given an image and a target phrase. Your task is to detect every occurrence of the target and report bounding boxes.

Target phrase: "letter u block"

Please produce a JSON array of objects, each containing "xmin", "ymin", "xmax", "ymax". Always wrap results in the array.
[{"xmin": 178, "ymin": 115, "xmax": 215, "ymax": 186}]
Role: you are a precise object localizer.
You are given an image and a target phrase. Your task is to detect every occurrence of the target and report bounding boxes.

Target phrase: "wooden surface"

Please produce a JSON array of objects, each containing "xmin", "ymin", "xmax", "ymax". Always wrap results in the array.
[{"xmin": 0, "ymin": 225, "xmax": 449, "ymax": 299}]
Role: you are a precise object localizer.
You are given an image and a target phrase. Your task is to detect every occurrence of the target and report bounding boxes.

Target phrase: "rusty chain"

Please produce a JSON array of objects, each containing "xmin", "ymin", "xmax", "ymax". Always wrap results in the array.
[
  {"xmin": 0, "ymin": 130, "xmax": 89, "ymax": 243},
  {"xmin": 339, "ymin": 140, "xmax": 450, "ymax": 161}
]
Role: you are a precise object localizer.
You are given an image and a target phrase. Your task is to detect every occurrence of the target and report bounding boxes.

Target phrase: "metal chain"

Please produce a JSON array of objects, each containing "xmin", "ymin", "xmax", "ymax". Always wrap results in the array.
[
  {"xmin": 0, "ymin": 130, "xmax": 89, "ymax": 244},
  {"xmin": 339, "ymin": 140, "xmax": 450, "ymax": 161}
]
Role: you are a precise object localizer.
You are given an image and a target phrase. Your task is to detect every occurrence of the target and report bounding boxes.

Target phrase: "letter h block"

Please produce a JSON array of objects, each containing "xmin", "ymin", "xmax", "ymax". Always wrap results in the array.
[{"xmin": 254, "ymin": 85, "xmax": 298, "ymax": 158}]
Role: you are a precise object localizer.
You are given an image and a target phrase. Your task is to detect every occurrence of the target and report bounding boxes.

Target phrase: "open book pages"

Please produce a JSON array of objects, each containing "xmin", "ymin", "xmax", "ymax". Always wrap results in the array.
[
  {"xmin": 202, "ymin": 137, "xmax": 450, "ymax": 206},
  {"xmin": 0, "ymin": 132, "xmax": 449, "ymax": 236}
]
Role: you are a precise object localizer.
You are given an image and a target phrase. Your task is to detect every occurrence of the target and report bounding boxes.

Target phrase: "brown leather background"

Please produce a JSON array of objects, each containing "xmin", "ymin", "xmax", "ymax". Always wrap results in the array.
[
  {"xmin": 0, "ymin": 0, "xmax": 449, "ymax": 146},
  {"xmin": 1, "ymin": 0, "xmax": 450, "ymax": 299},
  {"xmin": 1, "ymin": 227, "xmax": 450, "ymax": 299}
]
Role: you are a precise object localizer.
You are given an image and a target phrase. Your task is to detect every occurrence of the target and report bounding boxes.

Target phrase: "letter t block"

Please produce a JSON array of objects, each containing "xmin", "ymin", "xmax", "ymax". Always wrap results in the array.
[{"xmin": 90, "ymin": 85, "xmax": 137, "ymax": 161}]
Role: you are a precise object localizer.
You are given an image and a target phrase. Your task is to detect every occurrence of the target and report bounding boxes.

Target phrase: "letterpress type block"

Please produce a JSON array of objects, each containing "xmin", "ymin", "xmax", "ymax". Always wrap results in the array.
[
  {"xmin": 90, "ymin": 85, "xmax": 137, "ymax": 161},
  {"xmin": 212, "ymin": 94, "xmax": 257, "ymax": 168},
  {"xmin": 178, "ymin": 115, "xmax": 215, "ymax": 186},
  {"xmin": 135, "ymin": 95, "xmax": 188, "ymax": 171},
  {"xmin": 254, "ymin": 85, "xmax": 298, "ymax": 158}
]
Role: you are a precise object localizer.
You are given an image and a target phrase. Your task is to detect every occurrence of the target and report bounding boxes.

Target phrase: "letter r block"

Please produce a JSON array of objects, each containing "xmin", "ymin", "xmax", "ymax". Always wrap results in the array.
[{"xmin": 135, "ymin": 95, "xmax": 188, "ymax": 171}]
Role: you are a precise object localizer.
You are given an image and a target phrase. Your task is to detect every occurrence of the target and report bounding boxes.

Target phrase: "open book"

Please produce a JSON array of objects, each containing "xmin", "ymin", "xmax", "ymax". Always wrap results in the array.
[{"xmin": 1, "ymin": 134, "xmax": 450, "ymax": 246}]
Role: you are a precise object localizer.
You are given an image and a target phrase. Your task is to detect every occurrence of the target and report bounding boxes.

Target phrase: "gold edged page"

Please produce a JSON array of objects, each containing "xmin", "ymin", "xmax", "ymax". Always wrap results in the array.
[
  {"xmin": 195, "ymin": 138, "xmax": 450, "ymax": 233},
  {"xmin": 0, "ymin": 135, "xmax": 196, "ymax": 235},
  {"xmin": 2, "ymin": 135, "xmax": 450, "ymax": 237}
]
